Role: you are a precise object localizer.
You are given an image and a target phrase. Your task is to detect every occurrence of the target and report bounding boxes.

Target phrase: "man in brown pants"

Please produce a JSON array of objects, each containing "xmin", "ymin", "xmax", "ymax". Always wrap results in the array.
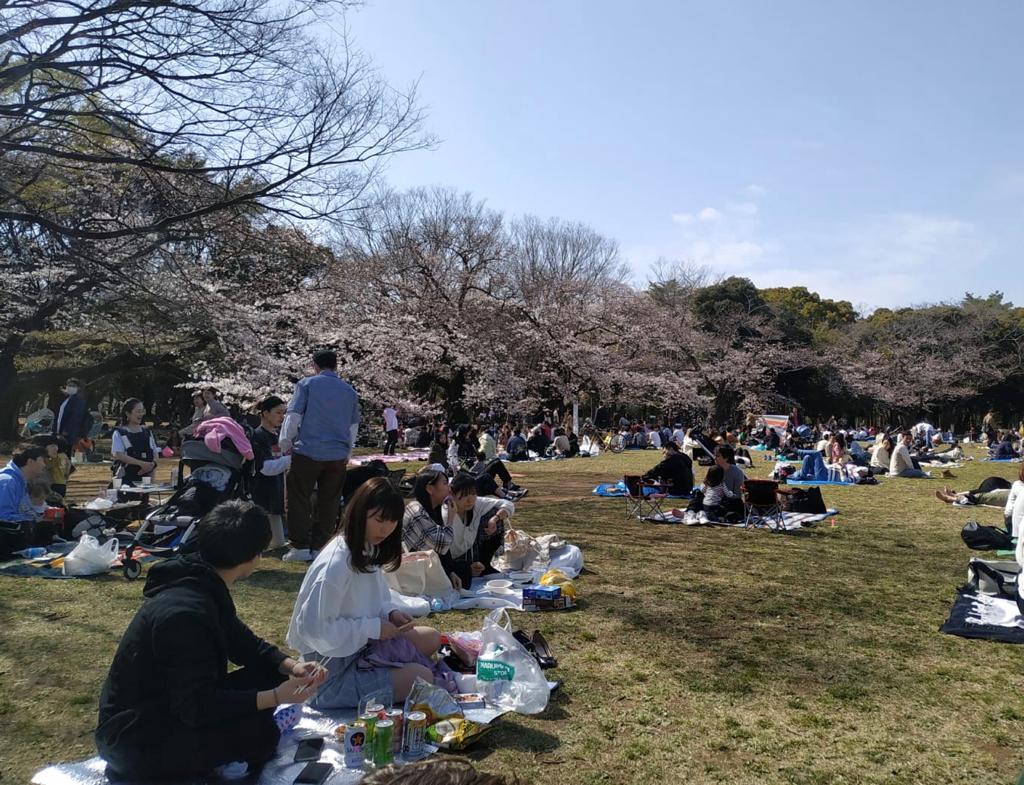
[{"xmin": 279, "ymin": 350, "xmax": 361, "ymax": 562}]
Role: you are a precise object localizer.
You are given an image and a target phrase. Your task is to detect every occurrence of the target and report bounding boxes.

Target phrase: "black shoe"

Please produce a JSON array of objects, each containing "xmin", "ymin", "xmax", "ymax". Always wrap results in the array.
[{"xmin": 531, "ymin": 630, "xmax": 557, "ymax": 669}]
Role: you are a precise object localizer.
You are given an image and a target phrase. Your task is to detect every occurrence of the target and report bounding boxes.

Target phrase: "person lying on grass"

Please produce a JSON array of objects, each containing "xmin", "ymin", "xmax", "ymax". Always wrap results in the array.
[
  {"xmin": 937, "ymin": 464, "xmax": 1024, "ymax": 533},
  {"xmin": 288, "ymin": 477, "xmax": 443, "ymax": 708},
  {"xmin": 96, "ymin": 500, "xmax": 327, "ymax": 782}
]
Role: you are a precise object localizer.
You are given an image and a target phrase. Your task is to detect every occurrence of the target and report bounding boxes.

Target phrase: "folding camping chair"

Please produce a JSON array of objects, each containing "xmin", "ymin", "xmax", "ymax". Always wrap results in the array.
[
  {"xmin": 741, "ymin": 479, "xmax": 787, "ymax": 531},
  {"xmin": 623, "ymin": 474, "xmax": 668, "ymax": 521}
]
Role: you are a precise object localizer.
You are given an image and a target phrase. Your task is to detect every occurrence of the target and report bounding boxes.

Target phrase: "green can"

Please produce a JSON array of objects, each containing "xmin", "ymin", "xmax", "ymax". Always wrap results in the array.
[
  {"xmin": 372, "ymin": 719, "xmax": 394, "ymax": 766},
  {"xmin": 358, "ymin": 711, "xmax": 379, "ymax": 747}
]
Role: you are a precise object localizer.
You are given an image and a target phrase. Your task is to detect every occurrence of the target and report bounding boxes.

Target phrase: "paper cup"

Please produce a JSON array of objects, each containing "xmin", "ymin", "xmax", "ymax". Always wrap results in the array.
[
  {"xmin": 141, "ymin": 476, "xmax": 151, "ymax": 487},
  {"xmin": 111, "ymin": 478, "xmax": 123, "ymax": 489}
]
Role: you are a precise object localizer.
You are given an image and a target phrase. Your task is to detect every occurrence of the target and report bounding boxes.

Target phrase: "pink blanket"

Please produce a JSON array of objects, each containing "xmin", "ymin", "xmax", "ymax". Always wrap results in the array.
[{"xmin": 194, "ymin": 417, "xmax": 254, "ymax": 460}]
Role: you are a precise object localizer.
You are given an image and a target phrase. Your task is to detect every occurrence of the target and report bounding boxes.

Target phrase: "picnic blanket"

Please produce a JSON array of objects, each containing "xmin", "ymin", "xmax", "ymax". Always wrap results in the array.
[
  {"xmin": 786, "ymin": 479, "xmax": 857, "ymax": 487},
  {"xmin": 982, "ymin": 458, "xmax": 1022, "ymax": 463},
  {"xmin": 0, "ymin": 542, "xmax": 156, "ymax": 579},
  {"xmin": 643, "ymin": 509, "xmax": 838, "ymax": 531},
  {"xmin": 592, "ymin": 481, "xmax": 690, "ymax": 498},
  {"xmin": 31, "ymin": 676, "xmax": 520, "ymax": 785},
  {"xmin": 939, "ymin": 590, "xmax": 1024, "ymax": 643},
  {"xmin": 350, "ymin": 449, "xmax": 429, "ymax": 466}
]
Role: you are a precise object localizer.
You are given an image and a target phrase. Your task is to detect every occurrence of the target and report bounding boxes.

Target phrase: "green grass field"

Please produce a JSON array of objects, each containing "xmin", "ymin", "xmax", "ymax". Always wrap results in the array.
[{"xmin": 1, "ymin": 447, "xmax": 1021, "ymax": 784}]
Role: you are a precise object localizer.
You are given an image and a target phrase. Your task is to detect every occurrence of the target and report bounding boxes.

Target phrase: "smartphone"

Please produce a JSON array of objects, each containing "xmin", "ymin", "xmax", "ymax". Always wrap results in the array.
[
  {"xmin": 293, "ymin": 761, "xmax": 333, "ymax": 785},
  {"xmin": 293, "ymin": 737, "xmax": 325, "ymax": 763}
]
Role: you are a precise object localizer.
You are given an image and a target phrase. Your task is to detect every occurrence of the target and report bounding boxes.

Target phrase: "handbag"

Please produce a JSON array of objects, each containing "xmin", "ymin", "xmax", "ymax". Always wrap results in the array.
[{"xmin": 384, "ymin": 550, "xmax": 453, "ymax": 598}]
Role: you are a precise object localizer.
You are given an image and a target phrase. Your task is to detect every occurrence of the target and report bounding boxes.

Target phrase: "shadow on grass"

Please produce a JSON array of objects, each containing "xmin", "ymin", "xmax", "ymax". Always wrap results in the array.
[
  {"xmin": 246, "ymin": 568, "xmax": 306, "ymax": 593},
  {"xmin": 464, "ymin": 721, "xmax": 561, "ymax": 761}
]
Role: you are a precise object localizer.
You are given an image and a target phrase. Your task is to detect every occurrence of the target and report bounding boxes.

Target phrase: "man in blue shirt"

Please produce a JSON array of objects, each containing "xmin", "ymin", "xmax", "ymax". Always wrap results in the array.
[
  {"xmin": 278, "ymin": 350, "xmax": 360, "ymax": 561},
  {"xmin": 0, "ymin": 444, "xmax": 48, "ymax": 522}
]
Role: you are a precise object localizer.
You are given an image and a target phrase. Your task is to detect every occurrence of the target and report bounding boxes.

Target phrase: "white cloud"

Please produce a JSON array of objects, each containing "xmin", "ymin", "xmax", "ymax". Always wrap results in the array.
[
  {"xmin": 671, "ymin": 212, "xmax": 695, "ymax": 224},
  {"xmin": 697, "ymin": 207, "xmax": 721, "ymax": 222},
  {"xmin": 726, "ymin": 201, "xmax": 759, "ymax": 215},
  {"xmin": 743, "ymin": 184, "xmax": 767, "ymax": 198}
]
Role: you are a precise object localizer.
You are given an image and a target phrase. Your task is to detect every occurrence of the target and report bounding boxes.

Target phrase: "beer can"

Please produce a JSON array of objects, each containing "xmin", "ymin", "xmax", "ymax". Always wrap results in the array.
[
  {"xmin": 403, "ymin": 711, "xmax": 428, "ymax": 760},
  {"xmin": 385, "ymin": 709, "xmax": 403, "ymax": 754},
  {"xmin": 343, "ymin": 725, "xmax": 368, "ymax": 769},
  {"xmin": 371, "ymin": 719, "xmax": 394, "ymax": 766},
  {"xmin": 365, "ymin": 702, "xmax": 386, "ymax": 719}
]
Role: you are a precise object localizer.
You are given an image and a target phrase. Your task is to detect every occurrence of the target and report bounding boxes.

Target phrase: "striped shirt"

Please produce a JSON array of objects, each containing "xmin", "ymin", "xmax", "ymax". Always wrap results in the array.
[{"xmin": 402, "ymin": 501, "xmax": 453, "ymax": 554}]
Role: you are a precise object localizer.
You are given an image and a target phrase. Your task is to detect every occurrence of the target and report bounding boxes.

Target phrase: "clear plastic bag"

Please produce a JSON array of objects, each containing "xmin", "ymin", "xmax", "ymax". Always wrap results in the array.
[{"xmin": 475, "ymin": 609, "xmax": 549, "ymax": 715}]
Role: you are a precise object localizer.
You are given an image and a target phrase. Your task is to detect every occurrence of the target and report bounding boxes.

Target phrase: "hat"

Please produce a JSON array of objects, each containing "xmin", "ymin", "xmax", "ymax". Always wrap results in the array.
[{"xmin": 427, "ymin": 463, "xmax": 448, "ymax": 474}]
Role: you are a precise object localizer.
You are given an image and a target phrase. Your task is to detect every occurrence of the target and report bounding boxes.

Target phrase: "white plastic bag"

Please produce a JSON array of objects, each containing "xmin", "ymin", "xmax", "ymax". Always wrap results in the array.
[
  {"xmin": 475, "ymin": 609, "xmax": 549, "ymax": 715},
  {"xmin": 548, "ymin": 543, "xmax": 584, "ymax": 579},
  {"xmin": 63, "ymin": 534, "xmax": 119, "ymax": 576}
]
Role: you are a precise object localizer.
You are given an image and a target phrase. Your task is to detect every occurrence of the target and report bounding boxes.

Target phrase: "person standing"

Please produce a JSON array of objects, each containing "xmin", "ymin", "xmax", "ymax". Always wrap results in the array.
[
  {"xmin": 250, "ymin": 396, "xmax": 291, "ymax": 549},
  {"xmin": 111, "ymin": 399, "xmax": 160, "ymax": 485},
  {"xmin": 382, "ymin": 405, "xmax": 399, "ymax": 456},
  {"xmin": 53, "ymin": 378, "xmax": 88, "ymax": 458},
  {"xmin": 279, "ymin": 350, "xmax": 360, "ymax": 562}
]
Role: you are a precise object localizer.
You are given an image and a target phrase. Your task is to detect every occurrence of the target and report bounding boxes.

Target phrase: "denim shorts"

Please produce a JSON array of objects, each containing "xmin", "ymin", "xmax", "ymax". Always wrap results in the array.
[{"xmin": 307, "ymin": 648, "xmax": 394, "ymax": 711}]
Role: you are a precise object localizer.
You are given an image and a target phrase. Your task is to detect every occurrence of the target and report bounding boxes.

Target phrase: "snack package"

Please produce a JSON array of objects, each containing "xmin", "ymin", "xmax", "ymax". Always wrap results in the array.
[
  {"xmin": 404, "ymin": 678, "xmax": 463, "ymax": 726},
  {"xmin": 425, "ymin": 718, "xmax": 493, "ymax": 750},
  {"xmin": 538, "ymin": 568, "xmax": 577, "ymax": 600}
]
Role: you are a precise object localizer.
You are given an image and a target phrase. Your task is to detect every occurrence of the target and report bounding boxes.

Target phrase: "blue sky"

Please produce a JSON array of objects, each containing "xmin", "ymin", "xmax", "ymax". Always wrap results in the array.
[{"xmin": 330, "ymin": 1, "xmax": 1023, "ymax": 311}]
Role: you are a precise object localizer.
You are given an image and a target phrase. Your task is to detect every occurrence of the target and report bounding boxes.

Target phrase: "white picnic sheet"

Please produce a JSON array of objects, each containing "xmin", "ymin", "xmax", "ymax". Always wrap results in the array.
[
  {"xmin": 31, "ymin": 676, "xmax": 550, "ymax": 785},
  {"xmin": 643, "ymin": 509, "xmax": 838, "ymax": 531}
]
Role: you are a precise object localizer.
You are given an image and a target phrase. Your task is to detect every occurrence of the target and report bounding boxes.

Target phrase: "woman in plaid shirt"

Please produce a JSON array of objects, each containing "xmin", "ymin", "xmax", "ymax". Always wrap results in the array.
[{"xmin": 402, "ymin": 467, "xmax": 463, "ymax": 589}]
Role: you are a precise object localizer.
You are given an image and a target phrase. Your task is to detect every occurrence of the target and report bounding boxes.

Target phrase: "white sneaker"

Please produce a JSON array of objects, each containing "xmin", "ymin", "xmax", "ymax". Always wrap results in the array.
[
  {"xmin": 683, "ymin": 511, "xmax": 699, "ymax": 525},
  {"xmin": 282, "ymin": 548, "xmax": 313, "ymax": 562},
  {"xmin": 698, "ymin": 511, "xmax": 710, "ymax": 525}
]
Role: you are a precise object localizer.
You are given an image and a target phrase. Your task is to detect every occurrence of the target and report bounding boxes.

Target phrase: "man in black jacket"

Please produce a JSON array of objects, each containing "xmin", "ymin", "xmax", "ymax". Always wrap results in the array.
[
  {"xmin": 52, "ymin": 378, "xmax": 89, "ymax": 457},
  {"xmin": 96, "ymin": 501, "xmax": 325, "ymax": 781},
  {"xmin": 642, "ymin": 441, "xmax": 695, "ymax": 497}
]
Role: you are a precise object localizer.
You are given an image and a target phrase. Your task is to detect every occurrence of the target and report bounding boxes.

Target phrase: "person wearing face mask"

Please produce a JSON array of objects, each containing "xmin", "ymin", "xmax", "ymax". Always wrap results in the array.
[
  {"xmin": 249, "ymin": 396, "xmax": 291, "ymax": 549},
  {"xmin": 52, "ymin": 378, "xmax": 89, "ymax": 458},
  {"xmin": 287, "ymin": 478, "xmax": 443, "ymax": 709}
]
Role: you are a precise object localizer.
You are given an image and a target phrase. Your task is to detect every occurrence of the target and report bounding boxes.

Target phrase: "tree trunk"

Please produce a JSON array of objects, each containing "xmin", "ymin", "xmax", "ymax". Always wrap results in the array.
[{"xmin": 0, "ymin": 334, "xmax": 25, "ymax": 440}]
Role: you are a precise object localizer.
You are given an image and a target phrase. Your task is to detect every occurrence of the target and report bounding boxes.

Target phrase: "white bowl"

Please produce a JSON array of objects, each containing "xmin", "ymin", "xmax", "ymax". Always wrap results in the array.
[{"xmin": 485, "ymin": 579, "xmax": 513, "ymax": 592}]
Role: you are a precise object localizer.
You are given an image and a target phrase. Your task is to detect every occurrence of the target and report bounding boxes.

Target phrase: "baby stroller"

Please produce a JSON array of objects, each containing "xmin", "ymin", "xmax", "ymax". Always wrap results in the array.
[
  {"xmin": 688, "ymin": 426, "xmax": 720, "ymax": 466},
  {"xmin": 121, "ymin": 436, "xmax": 247, "ymax": 579}
]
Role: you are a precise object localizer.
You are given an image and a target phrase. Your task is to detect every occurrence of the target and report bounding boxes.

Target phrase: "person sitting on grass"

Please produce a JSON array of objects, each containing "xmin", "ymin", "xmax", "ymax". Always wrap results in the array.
[
  {"xmin": 26, "ymin": 477, "xmax": 52, "ymax": 516},
  {"xmin": 715, "ymin": 444, "xmax": 747, "ymax": 495},
  {"xmin": 443, "ymin": 472, "xmax": 513, "ymax": 587},
  {"xmin": 32, "ymin": 434, "xmax": 73, "ymax": 499},
  {"xmin": 288, "ymin": 478, "xmax": 443, "ymax": 709},
  {"xmin": 991, "ymin": 431, "xmax": 1021, "ymax": 461},
  {"xmin": 890, "ymin": 431, "xmax": 931, "ymax": 478},
  {"xmin": 681, "ymin": 464, "xmax": 740, "ymax": 525},
  {"xmin": 642, "ymin": 441, "xmax": 694, "ymax": 498},
  {"xmin": 95, "ymin": 500, "xmax": 327, "ymax": 782},
  {"xmin": 402, "ymin": 468, "xmax": 462, "ymax": 589},
  {"xmin": 427, "ymin": 429, "xmax": 451, "ymax": 468},
  {"xmin": 870, "ymin": 435, "xmax": 893, "ymax": 474},
  {"xmin": 505, "ymin": 428, "xmax": 529, "ymax": 462},
  {"xmin": 467, "ymin": 452, "xmax": 525, "ymax": 500},
  {"xmin": 0, "ymin": 444, "xmax": 47, "ymax": 522}
]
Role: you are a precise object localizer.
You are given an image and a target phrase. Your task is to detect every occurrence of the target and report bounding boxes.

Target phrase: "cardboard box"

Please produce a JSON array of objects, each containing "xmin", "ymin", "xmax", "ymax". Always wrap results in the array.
[
  {"xmin": 522, "ymin": 584, "xmax": 561, "ymax": 601},
  {"xmin": 522, "ymin": 596, "xmax": 574, "ymax": 612}
]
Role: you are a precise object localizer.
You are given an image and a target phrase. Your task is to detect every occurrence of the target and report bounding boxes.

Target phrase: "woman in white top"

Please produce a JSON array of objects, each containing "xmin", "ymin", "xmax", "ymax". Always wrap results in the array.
[
  {"xmin": 870, "ymin": 435, "xmax": 893, "ymax": 474},
  {"xmin": 287, "ymin": 478, "xmax": 442, "ymax": 709},
  {"xmin": 1008, "ymin": 465, "xmax": 1024, "ymax": 612},
  {"xmin": 443, "ymin": 472, "xmax": 513, "ymax": 587}
]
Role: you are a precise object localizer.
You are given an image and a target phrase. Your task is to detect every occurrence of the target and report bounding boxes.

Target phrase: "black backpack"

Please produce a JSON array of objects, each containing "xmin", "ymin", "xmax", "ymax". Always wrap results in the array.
[
  {"xmin": 786, "ymin": 486, "xmax": 827, "ymax": 514},
  {"xmin": 960, "ymin": 521, "xmax": 1014, "ymax": 551}
]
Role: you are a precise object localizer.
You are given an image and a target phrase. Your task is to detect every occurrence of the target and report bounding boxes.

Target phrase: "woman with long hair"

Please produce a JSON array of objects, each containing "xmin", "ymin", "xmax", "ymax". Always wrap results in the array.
[
  {"xmin": 287, "ymin": 478, "xmax": 442, "ymax": 708},
  {"xmin": 402, "ymin": 468, "xmax": 463, "ymax": 589}
]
